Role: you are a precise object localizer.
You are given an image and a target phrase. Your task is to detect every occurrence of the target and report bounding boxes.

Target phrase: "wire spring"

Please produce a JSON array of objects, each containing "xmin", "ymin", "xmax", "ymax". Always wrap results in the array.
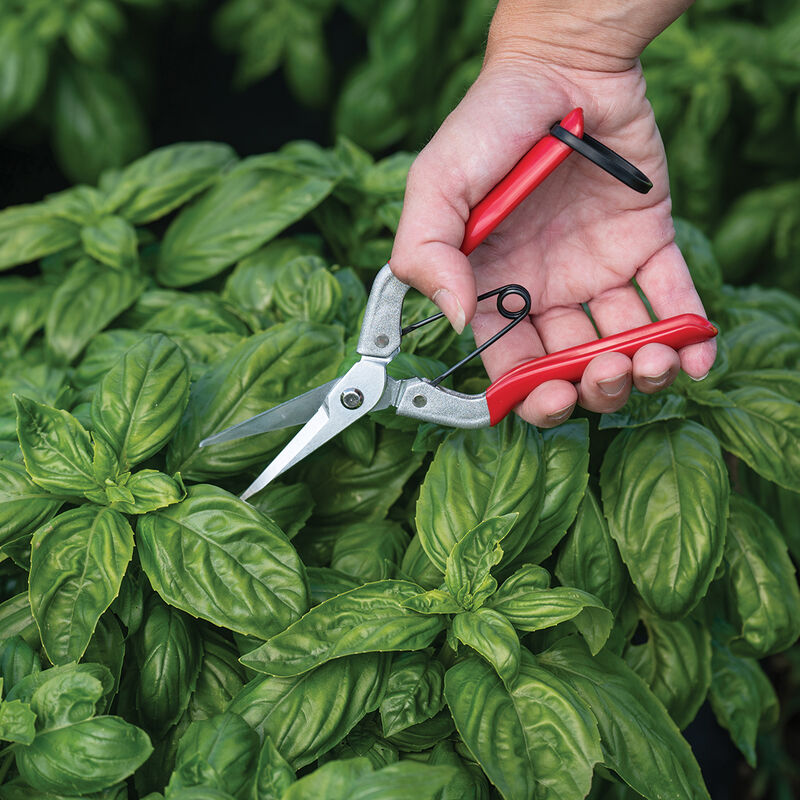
[{"xmin": 401, "ymin": 284, "xmax": 532, "ymax": 386}]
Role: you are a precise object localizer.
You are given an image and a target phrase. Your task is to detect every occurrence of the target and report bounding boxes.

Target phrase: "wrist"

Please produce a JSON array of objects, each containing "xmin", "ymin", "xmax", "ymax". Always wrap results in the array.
[{"xmin": 485, "ymin": 0, "xmax": 693, "ymax": 72}]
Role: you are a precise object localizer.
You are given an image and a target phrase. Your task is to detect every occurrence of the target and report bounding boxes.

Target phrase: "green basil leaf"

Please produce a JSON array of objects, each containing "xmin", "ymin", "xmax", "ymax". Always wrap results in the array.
[
  {"xmin": 29, "ymin": 670, "xmax": 103, "ymax": 730},
  {"xmin": 598, "ymin": 390, "xmax": 688, "ymax": 430},
  {"xmin": 600, "ymin": 420, "xmax": 729, "ymax": 619},
  {"xmin": 168, "ymin": 712, "xmax": 259, "ymax": 800},
  {"xmin": 0, "ymin": 22, "xmax": 48, "ymax": 132},
  {"xmin": 138, "ymin": 484, "xmax": 308, "ymax": 638},
  {"xmin": 110, "ymin": 470, "xmax": 185, "ymax": 514},
  {"xmin": 722, "ymin": 318, "xmax": 800, "ymax": 372},
  {"xmin": 0, "ymin": 203, "xmax": 80, "ymax": 272},
  {"xmin": 306, "ymin": 567, "xmax": 360, "ymax": 605},
  {"xmin": 707, "ymin": 640, "xmax": 778, "ymax": 768},
  {"xmin": 488, "ymin": 574, "xmax": 612, "ymax": 656},
  {"xmin": 75, "ymin": 329, "xmax": 150, "ymax": 390},
  {"xmin": 0, "ymin": 461, "xmax": 63, "ymax": 548},
  {"xmin": 188, "ymin": 629, "xmax": 247, "ymax": 720},
  {"xmin": 674, "ymin": 218, "xmax": 723, "ymax": 293},
  {"xmin": 416, "ymin": 418, "xmax": 544, "ymax": 572},
  {"xmin": 699, "ymin": 386, "xmax": 800, "ymax": 492},
  {"xmin": 166, "ymin": 787, "xmax": 237, "ymax": 800},
  {"xmin": 446, "ymin": 651, "xmax": 601, "ymax": 800},
  {"xmin": 241, "ymin": 580, "xmax": 443, "ymax": 676},
  {"xmin": 428, "ymin": 739, "xmax": 490, "ymax": 800},
  {"xmin": 0, "ymin": 698, "xmax": 36, "ymax": 745},
  {"xmin": 83, "ymin": 612, "xmax": 125, "ymax": 694},
  {"xmin": 167, "ymin": 322, "xmax": 343, "ymax": 480},
  {"xmin": 130, "ymin": 290, "xmax": 249, "ymax": 338},
  {"xmin": 402, "ymin": 589, "xmax": 462, "ymax": 615},
  {"xmin": 400, "ymin": 535, "xmax": 445, "ymax": 591},
  {"xmin": 384, "ymin": 707, "xmax": 453, "ymax": 754},
  {"xmin": 253, "ymin": 735, "xmax": 295, "ymax": 800},
  {"xmin": 452, "ymin": 609, "xmax": 520, "ymax": 685},
  {"xmin": 80, "ymin": 215, "xmax": 138, "ymax": 271},
  {"xmin": 722, "ymin": 367, "xmax": 800, "ymax": 401},
  {"xmin": 133, "ymin": 595, "xmax": 202, "ymax": 736},
  {"xmin": 6, "ymin": 662, "xmax": 114, "ymax": 708},
  {"xmin": 91, "ymin": 334, "xmax": 190, "ymax": 470},
  {"xmin": 248, "ymin": 481, "xmax": 315, "ymax": 540},
  {"xmin": 445, "ymin": 515, "xmax": 516, "ymax": 610},
  {"xmin": 15, "ymin": 395, "xmax": 99, "ymax": 495},
  {"xmin": 157, "ymin": 158, "xmax": 335, "ymax": 287},
  {"xmin": 521, "ymin": 420, "xmax": 589, "ymax": 563},
  {"xmin": 111, "ymin": 569, "xmax": 145, "ymax": 638},
  {"xmin": 293, "ymin": 760, "xmax": 456, "ymax": 800},
  {"xmin": 45, "ymin": 257, "xmax": 146, "ymax": 364},
  {"xmin": 15, "ymin": 715, "xmax": 152, "ymax": 795},
  {"xmin": 556, "ymin": 488, "xmax": 628, "ymax": 616},
  {"xmin": 0, "ymin": 593, "xmax": 39, "ymax": 649},
  {"xmin": 722, "ymin": 494, "xmax": 800, "ymax": 657},
  {"xmin": 738, "ymin": 463, "xmax": 800, "ymax": 563},
  {"xmin": 222, "ymin": 237, "xmax": 325, "ymax": 316},
  {"xmin": 30, "ymin": 506, "xmax": 133, "ymax": 665},
  {"xmin": 329, "ymin": 724, "xmax": 399, "ymax": 768},
  {"xmin": 228, "ymin": 652, "xmax": 390, "ymax": 769},
  {"xmin": 272, "ymin": 256, "xmax": 342, "ymax": 324},
  {"xmin": 379, "ymin": 651, "xmax": 445, "ymax": 738},
  {"xmin": 0, "ymin": 636, "xmax": 41, "ymax": 695},
  {"xmin": 101, "ymin": 142, "xmax": 237, "ymax": 224},
  {"xmin": 300, "ymin": 428, "xmax": 424, "ymax": 535},
  {"xmin": 624, "ymin": 611, "xmax": 711, "ymax": 729},
  {"xmin": 51, "ymin": 62, "xmax": 147, "ymax": 184},
  {"xmin": 538, "ymin": 638, "xmax": 710, "ymax": 800},
  {"xmin": 330, "ymin": 521, "xmax": 409, "ymax": 582}
]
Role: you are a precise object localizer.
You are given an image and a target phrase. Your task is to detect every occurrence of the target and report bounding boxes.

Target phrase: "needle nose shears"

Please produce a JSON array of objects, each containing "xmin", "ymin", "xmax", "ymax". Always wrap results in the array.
[{"xmin": 199, "ymin": 108, "xmax": 718, "ymax": 500}]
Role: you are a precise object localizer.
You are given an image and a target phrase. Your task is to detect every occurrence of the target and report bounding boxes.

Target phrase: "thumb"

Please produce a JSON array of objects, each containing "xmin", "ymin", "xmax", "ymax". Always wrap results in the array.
[{"xmin": 389, "ymin": 148, "xmax": 477, "ymax": 334}]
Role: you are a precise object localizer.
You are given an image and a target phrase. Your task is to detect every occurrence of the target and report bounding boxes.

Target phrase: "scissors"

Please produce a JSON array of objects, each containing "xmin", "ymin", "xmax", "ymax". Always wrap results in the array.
[{"xmin": 200, "ymin": 108, "xmax": 718, "ymax": 500}]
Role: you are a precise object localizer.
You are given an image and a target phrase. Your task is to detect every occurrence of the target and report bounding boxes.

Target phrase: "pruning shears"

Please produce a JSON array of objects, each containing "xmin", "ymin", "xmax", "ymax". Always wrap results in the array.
[{"xmin": 200, "ymin": 108, "xmax": 718, "ymax": 500}]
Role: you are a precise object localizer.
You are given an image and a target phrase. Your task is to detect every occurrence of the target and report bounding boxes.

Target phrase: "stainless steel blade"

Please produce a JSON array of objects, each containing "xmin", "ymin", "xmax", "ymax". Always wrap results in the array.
[
  {"xmin": 240, "ymin": 358, "xmax": 389, "ymax": 500},
  {"xmin": 198, "ymin": 380, "xmax": 339, "ymax": 447}
]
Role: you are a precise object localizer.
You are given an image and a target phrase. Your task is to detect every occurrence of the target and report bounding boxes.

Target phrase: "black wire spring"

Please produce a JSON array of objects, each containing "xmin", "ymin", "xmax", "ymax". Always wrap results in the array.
[{"xmin": 401, "ymin": 284, "xmax": 532, "ymax": 386}]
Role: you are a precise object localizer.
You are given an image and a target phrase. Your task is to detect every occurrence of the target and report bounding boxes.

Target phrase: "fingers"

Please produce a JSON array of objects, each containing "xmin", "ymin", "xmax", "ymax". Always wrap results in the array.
[
  {"xmin": 637, "ymin": 243, "xmax": 717, "ymax": 379},
  {"xmin": 390, "ymin": 162, "xmax": 477, "ymax": 333},
  {"xmin": 587, "ymin": 282, "xmax": 681, "ymax": 396}
]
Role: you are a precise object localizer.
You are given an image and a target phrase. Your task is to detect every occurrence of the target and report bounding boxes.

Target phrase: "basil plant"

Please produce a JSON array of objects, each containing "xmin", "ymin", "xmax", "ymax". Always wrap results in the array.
[{"xmin": 0, "ymin": 134, "xmax": 798, "ymax": 799}]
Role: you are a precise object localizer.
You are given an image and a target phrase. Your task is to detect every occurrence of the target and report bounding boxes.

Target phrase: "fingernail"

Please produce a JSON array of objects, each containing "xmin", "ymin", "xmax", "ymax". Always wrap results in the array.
[
  {"xmin": 597, "ymin": 372, "xmax": 629, "ymax": 397},
  {"xmin": 642, "ymin": 369, "xmax": 671, "ymax": 387},
  {"xmin": 432, "ymin": 288, "xmax": 465, "ymax": 335},
  {"xmin": 546, "ymin": 403, "xmax": 575, "ymax": 422},
  {"xmin": 689, "ymin": 371, "xmax": 710, "ymax": 382}
]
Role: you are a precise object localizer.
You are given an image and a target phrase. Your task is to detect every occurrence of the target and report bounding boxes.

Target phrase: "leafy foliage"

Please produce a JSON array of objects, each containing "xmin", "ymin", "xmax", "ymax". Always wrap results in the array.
[{"xmin": 0, "ymin": 101, "xmax": 799, "ymax": 799}]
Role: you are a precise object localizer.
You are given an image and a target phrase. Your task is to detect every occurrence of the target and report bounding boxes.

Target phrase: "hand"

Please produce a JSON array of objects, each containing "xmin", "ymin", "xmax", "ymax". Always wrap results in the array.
[{"xmin": 390, "ymin": 11, "xmax": 715, "ymax": 427}]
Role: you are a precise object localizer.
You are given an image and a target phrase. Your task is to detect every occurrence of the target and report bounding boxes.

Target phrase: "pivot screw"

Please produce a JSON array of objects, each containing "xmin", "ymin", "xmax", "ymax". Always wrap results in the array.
[
  {"xmin": 375, "ymin": 334, "xmax": 389, "ymax": 348},
  {"xmin": 341, "ymin": 388, "xmax": 364, "ymax": 409},
  {"xmin": 412, "ymin": 395, "xmax": 427, "ymax": 408}
]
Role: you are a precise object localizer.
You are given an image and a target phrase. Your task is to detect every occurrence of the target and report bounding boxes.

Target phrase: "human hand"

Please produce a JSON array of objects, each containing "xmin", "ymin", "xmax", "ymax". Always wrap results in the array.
[{"xmin": 389, "ymin": 2, "xmax": 714, "ymax": 427}]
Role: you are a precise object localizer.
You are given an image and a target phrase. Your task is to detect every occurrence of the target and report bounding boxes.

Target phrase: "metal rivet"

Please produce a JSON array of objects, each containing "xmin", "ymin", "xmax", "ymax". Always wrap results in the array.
[
  {"xmin": 412, "ymin": 395, "xmax": 427, "ymax": 408},
  {"xmin": 340, "ymin": 388, "xmax": 364, "ymax": 409},
  {"xmin": 375, "ymin": 334, "xmax": 389, "ymax": 348}
]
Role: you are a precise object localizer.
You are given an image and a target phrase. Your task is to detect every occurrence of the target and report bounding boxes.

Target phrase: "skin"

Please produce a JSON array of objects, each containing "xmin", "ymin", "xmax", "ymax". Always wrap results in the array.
[{"xmin": 390, "ymin": 0, "xmax": 715, "ymax": 427}]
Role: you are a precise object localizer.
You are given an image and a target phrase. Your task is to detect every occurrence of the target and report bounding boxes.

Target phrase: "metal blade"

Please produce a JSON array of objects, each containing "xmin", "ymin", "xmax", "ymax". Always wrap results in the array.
[
  {"xmin": 198, "ymin": 380, "xmax": 338, "ymax": 447},
  {"xmin": 239, "ymin": 357, "xmax": 390, "ymax": 500},
  {"xmin": 239, "ymin": 406, "xmax": 334, "ymax": 500}
]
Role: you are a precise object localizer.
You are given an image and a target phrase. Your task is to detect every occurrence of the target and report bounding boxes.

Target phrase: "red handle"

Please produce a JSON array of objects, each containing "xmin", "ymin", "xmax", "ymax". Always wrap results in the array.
[
  {"xmin": 460, "ymin": 108, "xmax": 584, "ymax": 255},
  {"xmin": 485, "ymin": 314, "xmax": 718, "ymax": 425}
]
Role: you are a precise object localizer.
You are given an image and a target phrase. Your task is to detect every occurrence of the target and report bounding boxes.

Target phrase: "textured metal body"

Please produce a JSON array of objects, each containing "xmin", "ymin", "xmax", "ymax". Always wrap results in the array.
[
  {"xmin": 357, "ymin": 264, "xmax": 409, "ymax": 358},
  {"xmin": 393, "ymin": 379, "xmax": 490, "ymax": 428}
]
